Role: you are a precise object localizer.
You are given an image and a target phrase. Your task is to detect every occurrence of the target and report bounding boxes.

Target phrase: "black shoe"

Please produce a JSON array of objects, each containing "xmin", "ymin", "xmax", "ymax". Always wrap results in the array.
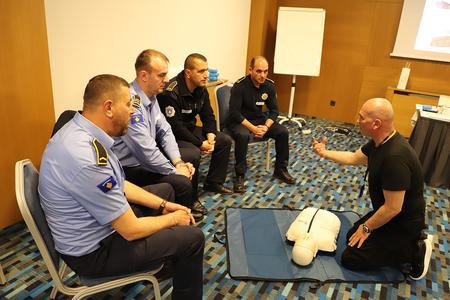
[
  {"xmin": 273, "ymin": 167, "xmax": 296, "ymax": 184},
  {"xmin": 204, "ymin": 182, "xmax": 232, "ymax": 194},
  {"xmin": 409, "ymin": 234, "xmax": 433, "ymax": 280},
  {"xmin": 233, "ymin": 175, "xmax": 246, "ymax": 193},
  {"xmin": 191, "ymin": 210, "xmax": 204, "ymax": 222},
  {"xmin": 191, "ymin": 200, "xmax": 207, "ymax": 215}
]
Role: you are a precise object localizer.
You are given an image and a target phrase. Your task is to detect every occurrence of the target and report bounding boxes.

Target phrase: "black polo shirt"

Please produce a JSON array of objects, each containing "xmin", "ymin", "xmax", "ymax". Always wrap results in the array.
[{"xmin": 361, "ymin": 132, "xmax": 425, "ymax": 234}]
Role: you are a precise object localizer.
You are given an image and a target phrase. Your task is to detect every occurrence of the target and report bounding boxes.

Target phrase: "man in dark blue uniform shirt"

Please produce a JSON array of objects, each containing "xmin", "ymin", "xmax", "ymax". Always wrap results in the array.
[
  {"xmin": 158, "ymin": 53, "xmax": 233, "ymax": 194},
  {"xmin": 226, "ymin": 56, "xmax": 295, "ymax": 193}
]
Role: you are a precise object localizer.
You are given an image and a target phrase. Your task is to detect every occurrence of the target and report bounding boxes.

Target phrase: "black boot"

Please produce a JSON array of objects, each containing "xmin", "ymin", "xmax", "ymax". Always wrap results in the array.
[
  {"xmin": 233, "ymin": 175, "xmax": 246, "ymax": 193},
  {"xmin": 273, "ymin": 167, "xmax": 295, "ymax": 184},
  {"xmin": 204, "ymin": 182, "xmax": 232, "ymax": 194}
]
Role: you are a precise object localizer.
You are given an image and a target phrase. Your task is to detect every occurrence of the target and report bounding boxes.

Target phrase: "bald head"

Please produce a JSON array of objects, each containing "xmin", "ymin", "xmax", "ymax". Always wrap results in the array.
[
  {"xmin": 357, "ymin": 98, "xmax": 396, "ymax": 141},
  {"xmin": 250, "ymin": 56, "xmax": 268, "ymax": 69},
  {"xmin": 249, "ymin": 56, "xmax": 269, "ymax": 87},
  {"xmin": 361, "ymin": 98, "xmax": 394, "ymax": 123}
]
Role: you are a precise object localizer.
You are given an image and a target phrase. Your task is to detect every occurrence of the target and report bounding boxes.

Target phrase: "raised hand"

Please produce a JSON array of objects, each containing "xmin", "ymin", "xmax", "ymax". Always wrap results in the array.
[{"xmin": 312, "ymin": 136, "xmax": 327, "ymax": 157}]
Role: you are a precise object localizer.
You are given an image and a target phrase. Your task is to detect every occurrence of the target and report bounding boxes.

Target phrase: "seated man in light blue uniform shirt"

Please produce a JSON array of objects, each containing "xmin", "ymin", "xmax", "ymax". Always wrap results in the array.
[
  {"xmin": 113, "ymin": 49, "xmax": 206, "ymax": 220},
  {"xmin": 39, "ymin": 74, "xmax": 204, "ymax": 299}
]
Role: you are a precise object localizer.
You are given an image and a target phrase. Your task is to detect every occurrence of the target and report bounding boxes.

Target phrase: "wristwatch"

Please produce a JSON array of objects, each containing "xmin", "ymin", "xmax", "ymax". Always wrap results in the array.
[
  {"xmin": 362, "ymin": 223, "xmax": 372, "ymax": 234},
  {"xmin": 158, "ymin": 200, "xmax": 167, "ymax": 214}
]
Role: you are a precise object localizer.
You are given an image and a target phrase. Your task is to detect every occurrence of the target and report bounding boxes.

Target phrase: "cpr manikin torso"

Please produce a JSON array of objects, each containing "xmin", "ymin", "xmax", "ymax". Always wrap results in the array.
[{"xmin": 286, "ymin": 208, "xmax": 341, "ymax": 266}]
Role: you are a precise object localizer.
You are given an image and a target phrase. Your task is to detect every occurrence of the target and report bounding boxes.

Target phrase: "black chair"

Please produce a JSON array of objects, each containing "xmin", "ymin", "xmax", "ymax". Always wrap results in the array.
[
  {"xmin": 51, "ymin": 110, "xmax": 78, "ymax": 137},
  {"xmin": 214, "ymin": 83, "xmax": 271, "ymax": 171}
]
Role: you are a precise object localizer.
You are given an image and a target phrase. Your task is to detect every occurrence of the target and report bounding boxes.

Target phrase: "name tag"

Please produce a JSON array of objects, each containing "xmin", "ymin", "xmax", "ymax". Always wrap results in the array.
[
  {"xmin": 181, "ymin": 109, "xmax": 193, "ymax": 114},
  {"xmin": 256, "ymin": 102, "xmax": 265, "ymax": 106}
]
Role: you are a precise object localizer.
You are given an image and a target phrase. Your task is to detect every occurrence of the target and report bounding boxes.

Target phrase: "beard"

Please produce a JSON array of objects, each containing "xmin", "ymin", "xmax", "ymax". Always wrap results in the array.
[{"xmin": 111, "ymin": 118, "xmax": 129, "ymax": 137}]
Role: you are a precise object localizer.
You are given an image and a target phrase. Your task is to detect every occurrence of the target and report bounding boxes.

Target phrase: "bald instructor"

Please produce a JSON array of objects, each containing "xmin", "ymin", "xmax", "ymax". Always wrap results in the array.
[{"xmin": 312, "ymin": 98, "xmax": 432, "ymax": 280}]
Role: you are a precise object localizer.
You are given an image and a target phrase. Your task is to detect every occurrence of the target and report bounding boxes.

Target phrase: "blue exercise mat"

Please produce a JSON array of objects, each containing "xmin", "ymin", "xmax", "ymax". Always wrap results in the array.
[{"xmin": 225, "ymin": 207, "xmax": 405, "ymax": 283}]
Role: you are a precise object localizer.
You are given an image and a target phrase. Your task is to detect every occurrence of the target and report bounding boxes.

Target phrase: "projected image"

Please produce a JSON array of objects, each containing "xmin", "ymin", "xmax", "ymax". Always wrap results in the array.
[{"xmin": 415, "ymin": 0, "xmax": 450, "ymax": 53}]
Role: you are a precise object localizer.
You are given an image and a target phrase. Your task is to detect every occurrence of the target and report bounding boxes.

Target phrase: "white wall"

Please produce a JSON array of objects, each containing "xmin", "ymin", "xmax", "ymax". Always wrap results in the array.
[{"xmin": 45, "ymin": 0, "xmax": 251, "ymax": 118}]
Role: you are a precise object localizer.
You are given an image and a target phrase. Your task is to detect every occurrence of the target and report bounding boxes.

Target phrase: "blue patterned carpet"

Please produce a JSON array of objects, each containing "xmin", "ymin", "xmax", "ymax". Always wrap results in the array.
[{"xmin": 1, "ymin": 117, "xmax": 449, "ymax": 299}]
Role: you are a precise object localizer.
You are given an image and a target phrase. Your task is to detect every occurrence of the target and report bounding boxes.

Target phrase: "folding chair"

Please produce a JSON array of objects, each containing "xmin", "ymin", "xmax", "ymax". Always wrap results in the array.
[
  {"xmin": 214, "ymin": 82, "xmax": 271, "ymax": 171},
  {"xmin": 0, "ymin": 263, "xmax": 6, "ymax": 284},
  {"xmin": 15, "ymin": 159, "xmax": 163, "ymax": 300}
]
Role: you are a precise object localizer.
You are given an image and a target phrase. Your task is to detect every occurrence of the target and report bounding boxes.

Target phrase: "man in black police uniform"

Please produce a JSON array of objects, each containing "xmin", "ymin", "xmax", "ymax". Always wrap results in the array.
[
  {"xmin": 226, "ymin": 56, "xmax": 295, "ymax": 193},
  {"xmin": 158, "ymin": 53, "xmax": 233, "ymax": 194}
]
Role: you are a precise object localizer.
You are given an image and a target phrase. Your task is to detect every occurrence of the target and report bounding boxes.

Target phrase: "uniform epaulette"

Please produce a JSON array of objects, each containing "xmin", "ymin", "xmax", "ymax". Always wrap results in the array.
[
  {"xmin": 235, "ymin": 76, "xmax": 246, "ymax": 83},
  {"xmin": 166, "ymin": 81, "xmax": 177, "ymax": 91},
  {"xmin": 266, "ymin": 78, "xmax": 275, "ymax": 84},
  {"xmin": 92, "ymin": 138, "xmax": 108, "ymax": 166},
  {"xmin": 132, "ymin": 95, "xmax": 141, "ymax": 108}
]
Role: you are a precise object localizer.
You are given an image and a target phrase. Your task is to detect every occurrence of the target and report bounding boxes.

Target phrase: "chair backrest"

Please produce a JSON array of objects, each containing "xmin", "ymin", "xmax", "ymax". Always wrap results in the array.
[
  {"xmin": 15, "ymin": 159, "xmax": 63, "ymax": 285},
  {"xmin": 51, "ymin": 110, "xmax": 78, "ymax": 137},
  {"xmin": 214, "ymin": 83, "xmax": 233, "ymax": 131}
]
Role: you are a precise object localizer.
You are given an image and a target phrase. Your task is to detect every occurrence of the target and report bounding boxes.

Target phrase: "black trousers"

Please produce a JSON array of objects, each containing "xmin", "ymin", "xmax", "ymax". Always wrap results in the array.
[
  {"xmin": 228, "ymin": 120, "xmax": 289, "ymax": 176},
  {"xmin": 61, "ymin": 184, "xmax": 205, "ymax": 300},
  {"xmin": 341, "ymin": 211, "xmax": 422, "ymax": 271},
  {"xmin": 124, "ymin": 166, "xmax": 193, "ymax": 208},
  {"xmin": 178, "ymin": 128, "xmax": 232, "ymax": 186},
  {"xmin": 177, "ymin": 141, "xmax": 201, "ymax": 201}
]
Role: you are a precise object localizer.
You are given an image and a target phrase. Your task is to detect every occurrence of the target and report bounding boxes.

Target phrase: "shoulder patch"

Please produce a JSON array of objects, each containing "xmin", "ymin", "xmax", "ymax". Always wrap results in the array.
[
  {"xmin": 132, "ymin": 95, "xmax": 141, "ymax": 108},
  {"xmin": 130, "ymin": 113, "xmax": 144, "ymax": 125},
  {"xmin": 235, "ymin": 76, "xmax": 246, "ymax": 83},
  {"xmin": 92, "ymin": 138, "xmax": 108, "ymax": 166},
  {"xmin": 266, "ymin": 78, "xmax": 275, "ymax": 84},
  {"xmin": 97, "ymin": 176, "xmax": 117, "ymax": 193},
  {"xmin": 166, "ymin": 81, "xmax": 177, "ymax": 91}
]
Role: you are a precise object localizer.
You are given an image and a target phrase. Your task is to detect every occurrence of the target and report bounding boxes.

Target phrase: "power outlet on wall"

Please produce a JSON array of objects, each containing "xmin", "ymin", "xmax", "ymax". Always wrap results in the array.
[{"xmin": 330, "ymin": 100, "xmax": 336, "ymax": 106}]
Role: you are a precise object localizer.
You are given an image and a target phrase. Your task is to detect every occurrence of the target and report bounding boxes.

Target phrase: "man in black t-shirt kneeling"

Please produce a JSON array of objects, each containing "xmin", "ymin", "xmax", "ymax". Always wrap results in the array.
[{"xmin": 312, "ymin": 98, "xmax": 432, "ymax": 281}]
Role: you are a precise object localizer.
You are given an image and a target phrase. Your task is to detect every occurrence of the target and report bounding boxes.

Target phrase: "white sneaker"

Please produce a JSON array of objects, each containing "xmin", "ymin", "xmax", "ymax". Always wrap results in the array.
[{"xmin": 409, "ymin": 234, "xmax": 433, "ymax": 280}]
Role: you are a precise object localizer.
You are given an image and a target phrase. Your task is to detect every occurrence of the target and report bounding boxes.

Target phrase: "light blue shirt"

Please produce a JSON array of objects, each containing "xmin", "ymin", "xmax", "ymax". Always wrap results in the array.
[
  {"xmin": 113, "ymin": 80, "xmax": 180, "ymax": 175},
  {"xmin": 39, "ymin": 113, "xmax": 129, "ymax": 257}
]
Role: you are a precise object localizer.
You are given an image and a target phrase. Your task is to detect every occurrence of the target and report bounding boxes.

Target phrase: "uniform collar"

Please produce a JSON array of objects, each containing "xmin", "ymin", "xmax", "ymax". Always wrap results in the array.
[
  {"xmin": 245, "ymin": 74, "xmax": 264, "ymax": 90},
  {"xmin": 177, "ymin": 71, "xmax": 204, "ymax": 98},
  {"xmin": 73, "ymin": 112, "xmax": 115, "ymax": 150},
  {"xmin": 131, "ymin": 80, "xmax": 155, "ymax": 108}
]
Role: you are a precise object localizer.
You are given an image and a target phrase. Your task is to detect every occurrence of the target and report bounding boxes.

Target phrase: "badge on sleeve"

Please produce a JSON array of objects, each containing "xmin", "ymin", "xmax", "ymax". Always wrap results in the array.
[
  {"xmin": 97, "ymin": 176, "xmax": 117, "ymax": 193},
  {"xmin": 131, "ymin": 113, "xmax": 144, "ymax": 124},
  {"xmin": 165, "ymin": 106, "xmax": 175, "ymax": 117},
  {"xmin": 92, "ymin": 138, "xmax": 108, "ymax": 166},
  {"xmin": 132, "ymin": 95, "xmax": 141, "ymax": 108}
]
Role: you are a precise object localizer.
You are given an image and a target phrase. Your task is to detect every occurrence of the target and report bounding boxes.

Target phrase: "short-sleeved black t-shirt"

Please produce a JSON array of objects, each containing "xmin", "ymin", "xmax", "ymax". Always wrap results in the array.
[{"xmin": 361, "ymin": 132, "xmax": 425, "ymax": 234}]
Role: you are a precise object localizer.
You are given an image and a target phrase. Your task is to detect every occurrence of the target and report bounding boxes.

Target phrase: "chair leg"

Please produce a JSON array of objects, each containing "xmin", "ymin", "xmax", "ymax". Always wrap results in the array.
[
  {"xmin": 265, "ymin": 141, "xmax": 270, "ymax": 172},
  {"xmin": 50, "ymin": 261, "xmax": 68, "ymax": 299},
  {"xmin": 149, "ymin": 276, "xmax": 161, "ymax": 300},
  {"xmin": 0, "ymin": 263, "xmax": 6, "ymax": 284}
]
